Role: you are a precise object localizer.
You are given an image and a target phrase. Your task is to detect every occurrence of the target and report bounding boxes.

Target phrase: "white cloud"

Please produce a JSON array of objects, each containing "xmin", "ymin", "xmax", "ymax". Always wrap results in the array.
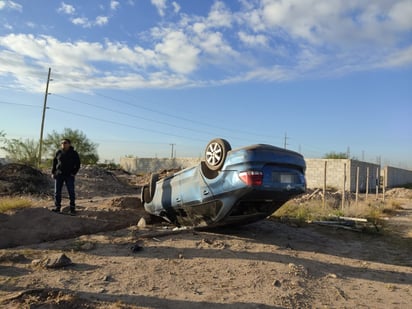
[
  {"xmin": 389, "ymin": 1, "xmax": 412, "ymax": 30},
  {"xmin": 155, "ymin": 31, "xmax": 200, "ymax": 74},
  {"xmin": 381, "ymin": 45, "xmax": 412, "ymax": 68},
  {"xmin": 0, "ymin": 0, "xmax": 22, "ymax": 11},
  {"xmin": 0, "ymin": 50, "xmax": 46, "ymax": 92},
  {"xmin": 260, "ymin": 0, "xmax": 341, "ymax": 44},
  {"xmin": 71, "ymin": 17, "xmax": 90, "ymax": 27},
  {"xmin": 0, "ymin": 34, "xmax": 47, "ymax": 60},
  {"xmin": 172, "ymin": 1, "xmax": 180, "ymax": 14},
  {"xmin": 196, "ymin": 30, "xmax": 235, "ymax": 57},
  {"xmin": 255, "ymin": 0, "xmax": 412, "ymax": 48},
  {"xmin": 0, "ymin": 1, "xmax": 411, "ymax": 93},
  {"xmin": 238, "ymin": 31, "xmax": 267, "ymax": 47},
  {"xmin": 57, "ymin": 2, "xmax": 75, "ymax": 15},
  {"xmin": 70, "ymin": 16, "xmax": 109, "ymax": 28},
  {"xmin": 96, "ymin": 16, "xmax": 109, "ymax": 26},
  {"xmin": 0, "ymin": 33, "xmax": 196, "ymax": 92},
  {"xmin": 26, "ymin": 22, "xmax": 36, "ymax": 28},
  {"xmin": 58, "ymin": 2, "xmax": 110, "ymax": 28},
  {"xmin": 207, "ymin": 1, "xmax": 233, "ymax": 28},
  {"xmin": 151, "ymin": 0, "xmax": 167, "ymax": 17},
  {"xmin": 192, "ymin": 22, "xmax": 206, "ymax": 34},
  {"xmin": 110, "ymin": 0, "xmax": 120, "ymax": 11},
  {"xmin": 240, "ymin": 9, "xmax": 266, "ymax": 32}
]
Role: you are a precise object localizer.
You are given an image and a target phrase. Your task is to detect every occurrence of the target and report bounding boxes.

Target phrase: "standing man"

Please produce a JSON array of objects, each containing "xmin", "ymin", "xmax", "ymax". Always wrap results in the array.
[{"xmin": 51, "ymin": 138, "xmax": 81, "ymax": 215}]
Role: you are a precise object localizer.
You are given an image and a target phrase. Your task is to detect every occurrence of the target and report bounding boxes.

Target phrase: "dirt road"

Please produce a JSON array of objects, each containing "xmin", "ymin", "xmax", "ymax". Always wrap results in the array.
[
  {"xmin": 0, "ymin": 165, "xmax": 411, "ymax": 308},
  {"xmin": 0, "ymin": 196, "xmax": 411, "ymax": 308}
]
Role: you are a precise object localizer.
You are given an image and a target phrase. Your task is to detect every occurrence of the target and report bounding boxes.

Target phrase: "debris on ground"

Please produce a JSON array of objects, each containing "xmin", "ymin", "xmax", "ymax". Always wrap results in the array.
[{"xmin": 312, "ymin": 216, "xmax": 380, "ymax": 232}]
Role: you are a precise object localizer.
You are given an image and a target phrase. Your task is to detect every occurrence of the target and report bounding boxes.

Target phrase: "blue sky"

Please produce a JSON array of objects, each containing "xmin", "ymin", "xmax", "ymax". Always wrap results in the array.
[{"xmin": 0, "ymin": 0, "xmax": 411, "ymax": 167}]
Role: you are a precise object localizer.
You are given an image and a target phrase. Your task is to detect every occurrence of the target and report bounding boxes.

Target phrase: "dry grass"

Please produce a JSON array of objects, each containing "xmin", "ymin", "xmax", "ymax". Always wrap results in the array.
[
  {"xmin": 274, "ymin": 196, "xmax": 405, "ymax": 223},
  {"xmin": 0, "ymin": 197, "xmax": 32, "ymax": 213}
]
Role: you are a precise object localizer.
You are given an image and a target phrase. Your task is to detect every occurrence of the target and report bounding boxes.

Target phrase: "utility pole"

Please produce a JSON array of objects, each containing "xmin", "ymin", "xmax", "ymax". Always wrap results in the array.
[
  {"xmin": 283, "ymin": 132, "xmax": 289, "ymax": 149},
  {"xmin": 38, "ymin": 67, "xmax": 51, "ymax": 168},
  {"xmin": 170, "ymin": 143, "xmax": 176, "ymax": 159}
]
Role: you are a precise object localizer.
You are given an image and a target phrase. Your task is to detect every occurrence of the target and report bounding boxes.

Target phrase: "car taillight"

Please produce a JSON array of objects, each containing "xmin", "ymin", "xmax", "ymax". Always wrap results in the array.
[{"xmin": 239, "ymin": 171, "xmax": 263, "ymax": 186}]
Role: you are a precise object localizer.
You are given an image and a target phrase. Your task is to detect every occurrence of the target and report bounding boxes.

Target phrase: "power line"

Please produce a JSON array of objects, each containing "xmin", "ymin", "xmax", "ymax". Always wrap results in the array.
[
  {"xmin": 67, "ymin": 84, "xmax": 281, "ymax": 140},
  {"xmin": 52, "ymin": 93, "xmax": 222, "ymax": 137},
  {"xmin": 49, "ymin": 106, "xmax": 204, "ymax": 142},
  {"xmin": 50, "ymin": 93, "xmax": 277, "ymax": 145},
  {"xmin": 0, "ymin": 89, "xmax": 252, "ymax": 145},
  {"xmin": 0, "ymin": 101, "xmax": 42, "ymax": 108},
  {"xmin": 99, "ymin": 91, "xmax": 282, "ymax": 139}
]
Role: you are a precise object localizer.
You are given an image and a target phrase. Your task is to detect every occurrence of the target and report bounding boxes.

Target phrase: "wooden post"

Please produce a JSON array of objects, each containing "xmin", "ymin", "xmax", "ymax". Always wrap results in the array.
[
  {"xmin": 342, "ymin": 162, "xmax": 346, "ymax": 210},
  {"xmin": 382, "ymin": 168, "xmax": 386, "ymax": 202},
  {"xmin": 355, "ymin": 166, "xmax": 359, "ymax": 206},
  {"xmin": 323, "ymin": 161, "xmax": 327, "ymax": 208},
  {"xmin": 365, "ymin": 167, "xmax": 369, "ymax": 201},
  {"xmin": 375, "ymin": 167, "xmax": 379, "ymax": 200}
]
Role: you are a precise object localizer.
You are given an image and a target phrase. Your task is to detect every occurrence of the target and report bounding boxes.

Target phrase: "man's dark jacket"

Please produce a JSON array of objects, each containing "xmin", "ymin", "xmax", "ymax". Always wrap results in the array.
[{"xmin": 52, "ymin": 146, "xmax": 81, "ymax": 176}]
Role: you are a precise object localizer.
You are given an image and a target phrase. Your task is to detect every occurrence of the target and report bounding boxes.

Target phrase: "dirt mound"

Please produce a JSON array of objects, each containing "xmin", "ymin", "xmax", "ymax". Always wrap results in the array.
[
  {"xmin": 132, "ymin": 168, "xmax": 182, "ymax": 187},
  {"xmin": 75, "ymin": 165, "xmax": 138, "ymax": 198},
  {"xmin": 0, "ymin": 196, "xmax": 146, "ymax": 249},
  {"xmin": 0, "ymin": 163, "xmax": 52, "ymax": 196},
  {"xmin": 386, "ymin": 187, "xmax": 412, "ymax": 199},
  {"xmin": 0, "ymin": 163, "xmax": 140, "ymax": 198}
]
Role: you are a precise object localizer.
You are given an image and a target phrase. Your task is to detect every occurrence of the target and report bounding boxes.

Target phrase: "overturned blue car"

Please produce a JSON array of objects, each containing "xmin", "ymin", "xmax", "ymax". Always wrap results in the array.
[{"xmin": 141, "ymin": 138, "xmax": 306, "ymax": 228}]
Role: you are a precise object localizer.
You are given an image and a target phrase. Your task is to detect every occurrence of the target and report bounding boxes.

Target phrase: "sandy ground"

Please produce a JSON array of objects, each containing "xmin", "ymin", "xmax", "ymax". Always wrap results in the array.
[{"xmin": 0, "ymin": 166, "xmax": 411, "ymax": 308}]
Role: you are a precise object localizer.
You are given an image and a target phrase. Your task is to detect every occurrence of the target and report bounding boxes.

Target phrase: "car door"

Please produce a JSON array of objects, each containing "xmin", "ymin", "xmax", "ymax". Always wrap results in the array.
[
  {"xmin": 159, "ymin": 175, "xmax": 182, "ymax": 208},
  {"xmin": 178, "ymin": 166, "xmax": 212, "ymax": 205},
  {"xmin": 177, "ymin": 166, "xmax": 219, "ymax": 226}
]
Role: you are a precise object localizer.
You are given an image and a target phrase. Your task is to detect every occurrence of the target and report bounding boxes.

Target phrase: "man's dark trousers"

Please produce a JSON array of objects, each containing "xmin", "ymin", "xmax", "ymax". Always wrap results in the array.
[{"xmin": 54, "ymin": 175, "xmax": 75, "ymax": 209}]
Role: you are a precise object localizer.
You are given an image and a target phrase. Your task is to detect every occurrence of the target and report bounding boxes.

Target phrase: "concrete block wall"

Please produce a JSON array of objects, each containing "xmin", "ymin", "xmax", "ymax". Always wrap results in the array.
[
  {"xmin": 348, "ymin": 160, "xmax": 381, "ymax": 192},
  {"xmin": 383, "ymin": 166, "xmax": 412, "ymax": 187},
  {"xmin": 300, "ymin": 159, "xmax": 380, "ymax": 192},
  {"xmin": 305, "ymin": 159, "xmax": 347, "ymax": 191},
  {"xmin": 120, "ymin": 156, "xmax": 411, "ymax": 191}
]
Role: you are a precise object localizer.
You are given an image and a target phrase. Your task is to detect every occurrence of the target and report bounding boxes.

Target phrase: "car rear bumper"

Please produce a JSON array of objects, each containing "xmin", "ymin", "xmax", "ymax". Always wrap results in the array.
[{"xmin": 208, "ymin": 186, "xmax": 305, "ymax": 226}]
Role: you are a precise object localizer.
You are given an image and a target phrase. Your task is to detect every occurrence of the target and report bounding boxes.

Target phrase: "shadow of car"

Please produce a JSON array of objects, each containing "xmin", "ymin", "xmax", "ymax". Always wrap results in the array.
[{"xmin": 141, "ymin": 138, "xmax": 306, "ymax": 228}]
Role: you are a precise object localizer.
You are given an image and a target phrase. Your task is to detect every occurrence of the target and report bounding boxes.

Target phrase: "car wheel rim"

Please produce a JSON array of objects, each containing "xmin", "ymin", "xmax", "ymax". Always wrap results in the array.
[{"xmin": 206, "ymin": 142, "xmax": 222, "ymax": 166}]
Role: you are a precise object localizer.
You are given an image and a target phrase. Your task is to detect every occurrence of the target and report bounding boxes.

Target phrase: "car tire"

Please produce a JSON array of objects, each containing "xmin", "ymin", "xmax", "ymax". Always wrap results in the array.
[
  {"xmin": 204, "ymin": 138, "xmax": 231, "ymax": 171},
  {"xmin": 201, "ymin": 161, "xmax": 219, "ymax": 179},
  {"xmin": 149, "ymin": 173, "xmax": 159, "ymax": 201},
  {"xmin": 143, "ymin": 173, "xmax": 159, "ymax": 203},
  {"xmin": 141, "ymin": 185, "xmax": 148, "ymax": 204}
]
